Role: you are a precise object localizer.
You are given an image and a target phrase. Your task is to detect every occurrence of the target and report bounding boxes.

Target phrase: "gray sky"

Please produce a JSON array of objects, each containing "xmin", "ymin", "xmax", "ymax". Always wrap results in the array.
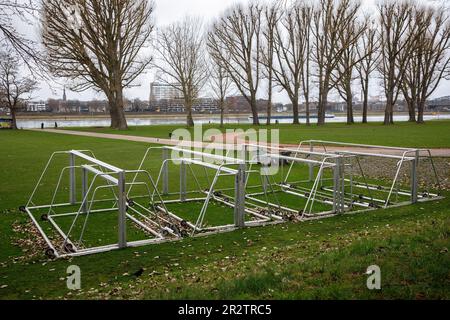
[{"xmin": 27, "ymin": 0, "xmax": 450, "ymax": 103}]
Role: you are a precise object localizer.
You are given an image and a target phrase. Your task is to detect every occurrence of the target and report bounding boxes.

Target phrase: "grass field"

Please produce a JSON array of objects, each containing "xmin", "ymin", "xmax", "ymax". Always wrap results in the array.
[
  {"xmin": 66, "ymin": 120, "xmax": 450, "ymax": 148},
  {"xmin": 0, "ymin": 126, "xmax": 449, "ymax": 300}
]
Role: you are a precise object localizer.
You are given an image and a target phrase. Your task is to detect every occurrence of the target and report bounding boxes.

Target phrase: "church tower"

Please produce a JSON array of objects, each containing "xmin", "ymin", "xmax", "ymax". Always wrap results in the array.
[{"xmin": 63, "ymin": 87, "xmax": 67, "ymax": 102}]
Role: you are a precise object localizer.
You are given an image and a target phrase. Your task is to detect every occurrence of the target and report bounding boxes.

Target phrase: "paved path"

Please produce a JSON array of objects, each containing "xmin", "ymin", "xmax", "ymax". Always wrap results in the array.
[{"xmin": 32, "ymin": 128, "xmax": 450, "ymax": 157}]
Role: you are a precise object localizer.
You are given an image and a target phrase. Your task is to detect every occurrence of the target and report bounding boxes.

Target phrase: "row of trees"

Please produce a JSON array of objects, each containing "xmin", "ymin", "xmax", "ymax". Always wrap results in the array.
[
  {"xmin": 153, "ymin": 0, "xmax": 450, "ymax": 127},
  {"xmin": 1, "ymin": 0, "xmax": 449, "ymax": 129},
  {"xmin": 212, "ymin": 0, "xmax": 450, "ymax": 126}
]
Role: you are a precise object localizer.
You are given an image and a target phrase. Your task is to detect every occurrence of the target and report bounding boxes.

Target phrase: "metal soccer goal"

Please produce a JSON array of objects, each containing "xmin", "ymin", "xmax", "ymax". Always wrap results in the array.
[
  {"xmin": 23, "ymin": 141, "xmax": 443, "ymax": 258},
  {"xmin": 23, "ymin": 150, "xmax": 178, "ymax": 258}
]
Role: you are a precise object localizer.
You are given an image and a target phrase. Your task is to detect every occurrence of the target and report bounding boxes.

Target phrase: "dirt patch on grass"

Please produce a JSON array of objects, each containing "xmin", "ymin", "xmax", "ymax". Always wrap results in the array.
[
  {"xmin": 354, "ymin": 157, "xmax": 449, "ymax": 191},
  {"xmin": 11, "ymin": 221, "xmax": 48, "ymax": 262}
]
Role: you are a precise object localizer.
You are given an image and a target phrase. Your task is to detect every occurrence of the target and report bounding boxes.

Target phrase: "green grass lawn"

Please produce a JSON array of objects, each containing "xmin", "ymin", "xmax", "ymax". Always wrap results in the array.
[
  {"xmin": 0, "ymin": 129, "xmax": 449, "ymax": 300},
  {"xmin": 65, "ymin": 120, "xmax": 450, "ymax": 148}
]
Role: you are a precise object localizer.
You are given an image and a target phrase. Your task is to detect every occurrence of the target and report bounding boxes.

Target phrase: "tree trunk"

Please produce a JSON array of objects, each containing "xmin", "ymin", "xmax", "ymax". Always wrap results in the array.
[
  {"xmin": 362, "ymin": 77, "xmax": 369, "ymax": 124},
  {"xmin": 407, "ymin": 100, "xmax": 416, "ymax": 122},
  {"xmin": 116, "ymin": 87, "xmax": 128, "ymax": 130},
  {"xmin": 305, "ymin": 99, "xmax": 310, "ymax": 126},
  {"xmin": 185, "ymin": 100, "xmax": 195, "ymax": 127},
  {"xmin": 384, "ymin": 91, "xmax": 394, "ymax": 125},
  {"xmin": 10, "ymin": 108, "xmax": 18, "ymax": 129},
  {"xmin": 220, "ymin": 98, "xmax": 224, "ymax": 128},
  {"xmin": 345, "ymin": 84, "xmax": 354, "ymax": 125},
  {"xmin": 266, "ymin": 95, "xmax": 272, "ymax": 126},
  {"xmin": 317, "ymin": 87, "xmax": 328, "ymax": 126},
  {"xmin": 417, "ymin": 100, "xmax": 425, "ymax": 124},
  {"xmin": 108, "ymin": 87, "xmax": 128, "ymax": 130},
  {"xmin": 109, "ymin": 100, "xmax": 119, "ymax": 128},
  {"xmin": 250, "ymin": 93, "xmax": 260, "ymax": 125},
  {"xmin": 384, "ymin": 102, "xmax": 394, "ymax": 125},
  {"xmin": 346, "ymin": 99, "xmax": 354, "ymax": 124},
  {"xmin": 292, "ymin": 99, "xmax": 300, "ymax": 125},
  {"xmin": 362, "ymin": 101, "xmax": 368, "ymax": 123}
]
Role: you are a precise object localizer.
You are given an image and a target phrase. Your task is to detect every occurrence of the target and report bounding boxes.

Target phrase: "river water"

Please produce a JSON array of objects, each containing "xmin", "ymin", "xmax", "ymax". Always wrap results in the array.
[{"xmin": 16, "ymin": 113, "xmax": 450, "ymax": 129}]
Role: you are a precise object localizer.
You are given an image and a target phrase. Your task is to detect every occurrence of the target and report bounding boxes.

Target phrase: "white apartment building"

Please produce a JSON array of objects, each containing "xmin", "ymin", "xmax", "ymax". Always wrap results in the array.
[
  {"xmin": 149, "ymin": 82, "xmax": 182, "ymax": 101},
  {"xmin": 26, "ymin": 101, "xmax": 48, "ymax": 112}
]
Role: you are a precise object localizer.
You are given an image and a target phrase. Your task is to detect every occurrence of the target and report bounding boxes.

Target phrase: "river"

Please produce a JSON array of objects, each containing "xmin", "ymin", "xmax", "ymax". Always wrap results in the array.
[{"xmin": 15, "ymin": 113, "xmax": 450, "ymax": 129}]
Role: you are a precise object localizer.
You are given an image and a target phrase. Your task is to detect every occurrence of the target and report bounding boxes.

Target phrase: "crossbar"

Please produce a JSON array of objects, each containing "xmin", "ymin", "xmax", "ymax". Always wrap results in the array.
[
  {"xmin": 179, "ymin": 158, "xmax": 238, "ymax": 175},
  {"xmin": 70, "ymin": 150, "xmax": 123, "ymax": 173},
  {"xmin": 166, "ymin": 146, "xmax": 244, "ymax": 164},
  {"xmin": 81, "ymin": 165, "xmax": 119, "ymax": 185}
]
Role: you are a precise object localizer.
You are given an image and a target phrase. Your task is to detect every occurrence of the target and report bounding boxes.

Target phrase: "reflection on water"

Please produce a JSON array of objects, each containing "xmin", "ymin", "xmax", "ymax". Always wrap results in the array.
[{"xmin": 16, "ymin": 114, "xmax": 450, "ymax": 129}]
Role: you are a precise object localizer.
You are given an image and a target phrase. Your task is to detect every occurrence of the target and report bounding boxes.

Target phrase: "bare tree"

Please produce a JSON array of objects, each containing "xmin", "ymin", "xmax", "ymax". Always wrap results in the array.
[
  {"xmin": 0, "ymin": 51, "xmax": 38, "ymax": 129},
  {"xmin": 355, "ymin": 19, "xmax": 379, "ymax": 124},
  {"xmin": 260, "ymin": 2, "xmax": 281, "ymax": 125},
  {"xmin": 312, "ymin": 0, "xmax": 364, "ymax": 125},
  {"xmin": 401, "ymin": 4, "xmax": 450, "ymax": 124},
  {"xmin": 41, "ymin": 0, "xmax": 154, "ymax": 130},
  {"xmin": 334, "ymin": 18, "xmax": 366, "ymax": 124},
  {"xmin": 300, "ymin": 2, "xmax": 313, "ymax": 126},
  {"xmin": 207, "ymin": 2, "xmax": 263, "ymax": 125},
  {"xmin": 154, "ymin": 17, "xmax": 209, "ymax": 127},
  {"xmin": 400, "ymin": 11, "xmax": 421, "ymax": 123},
  {"xmin": 267, "ymin": 2, "xmax": 311, "ymax": 125},
  {"xmin": 377, "ymin": 1, "xmax": 417, "ymax": 125},
  {"xmin": 0, "ymin": 1, "xmax": 43, "ymax": 73},
  {"xmin": 209, "ymin": 57, "xmax": 233, "ymax": 127}
]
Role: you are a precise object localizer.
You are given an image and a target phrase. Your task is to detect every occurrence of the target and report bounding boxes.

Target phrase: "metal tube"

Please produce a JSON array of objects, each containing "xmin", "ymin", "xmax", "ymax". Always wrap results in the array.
[
  {"xmin": 81, "ymin": 167, "xmax": 88, "ymax": 213},
  {"xmin": 162, "ymin": 148, "xmax": 169, "ymax": 195},
  {"xmin": 117, "ymin": 171, "xmax": 127, "ymax": 249},
  {"xmin": 411, "ymin": 155, "xmax": 418, "ymax": 204},
  {"xmin": 234, "ymin": 163, "xmax": 246, "ymax": 227},
  {"xmin": 69, "ymin": 153, "xmax": 76, "ymax": 204},
  {"xmin": 180, "ymin": 160, "xmax": 186, "ymax": 202},
  {"xmin": 309, "ymin": 142, "xmax": 314, "ymax": 182}
]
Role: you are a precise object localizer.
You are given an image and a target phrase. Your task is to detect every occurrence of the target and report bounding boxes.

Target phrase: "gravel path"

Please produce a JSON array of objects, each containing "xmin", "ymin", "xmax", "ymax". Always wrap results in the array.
[{"xmin": 34, "ymin": 128, "xmax": 450, "ymax": 157}]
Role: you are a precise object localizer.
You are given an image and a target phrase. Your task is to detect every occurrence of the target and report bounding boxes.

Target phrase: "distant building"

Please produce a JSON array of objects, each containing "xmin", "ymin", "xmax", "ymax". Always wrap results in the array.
[
  {"xmin": 26, "ymin": 101, "xmax": 48, "ymax": 112},
  {"xmin": 149, "ymin": 82, "xmax": 182, "ymax": 101},
  {"xmin": 150, "ymin": 98, "xmax": 219, "ymax": 114},
  {"xmin": 427, "ymin": 96, "xmax": 450, "ymax": 111}
]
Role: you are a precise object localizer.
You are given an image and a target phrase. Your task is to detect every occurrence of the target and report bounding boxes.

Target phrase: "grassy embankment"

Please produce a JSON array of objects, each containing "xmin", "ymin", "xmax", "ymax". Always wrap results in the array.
[
  {"xmin": 0, "ymin": 127, "xmax": 448, "ymax": 299},
  {"xmin": 65, "ymin": 120, "xmax": 450, "ymax": 148}
]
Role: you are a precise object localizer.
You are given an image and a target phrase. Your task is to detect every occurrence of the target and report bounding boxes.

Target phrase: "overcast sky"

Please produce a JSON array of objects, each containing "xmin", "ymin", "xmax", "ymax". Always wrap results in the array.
[{"xmin": 26, "ymin": 0, "xmax": 449, "ymax": 103}]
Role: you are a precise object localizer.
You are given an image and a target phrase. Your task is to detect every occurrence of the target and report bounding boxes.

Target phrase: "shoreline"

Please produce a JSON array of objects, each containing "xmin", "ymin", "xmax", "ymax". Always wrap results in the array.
[{"xmin": 11, "ymin": 111, "xmax": 450, "ymax": 121}]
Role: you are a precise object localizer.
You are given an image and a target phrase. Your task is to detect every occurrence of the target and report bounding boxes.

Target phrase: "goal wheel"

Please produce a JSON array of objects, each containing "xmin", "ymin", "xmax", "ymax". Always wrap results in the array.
[
  {"xmin": 180, "ymin": 230, "xmax": 189, "ymax": 238},
  {"xmin": 180, "ymin": 220, "xmax": 188, "ymax": 228},
  {"xmin": 19, "ymin": 206, "xmax": 26, "ymax": 213},
  {"xmin": 63, "ymin": 243, "xmax": 75, "ymax": 253},
  {"xmin": 171, "ymin": 225, "xmax": 180, "ymax": 235},
  {"xmin": 41, "ymin": 214, "xmax": 49, "ymax": 221},
  {"xmin": 45, "ymin": 248, "xmax": 56, "ymax": 259}
]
